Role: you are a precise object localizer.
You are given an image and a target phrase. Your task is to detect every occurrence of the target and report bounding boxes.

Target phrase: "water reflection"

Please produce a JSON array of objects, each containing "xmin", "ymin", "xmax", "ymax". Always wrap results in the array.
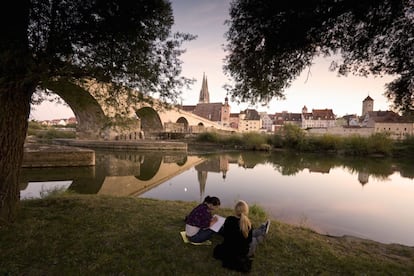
[
  {"xmin": 266, "ymin": 152, "xmax": 414, "ymax": 183},
  {"xmin": 20, "ymin": 151, "xmax": 414, "ymax": 196},
  {"xmin": 19, "ymin": 150, "xmax": 414, "ymax": 245},
  {"xmin": 21, "ymin": 181, "xmax": 72, "ymax": 199},
  {"xmin": 20, "ymin": 151, "xmax": 202, "ymax": 197}
]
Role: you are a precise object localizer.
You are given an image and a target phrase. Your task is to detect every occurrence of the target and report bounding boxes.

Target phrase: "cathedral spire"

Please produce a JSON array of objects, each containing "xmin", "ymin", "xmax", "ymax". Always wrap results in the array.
[{"xmin": 199, "ymin": 72, "xmax": 210, "ymax": 103}]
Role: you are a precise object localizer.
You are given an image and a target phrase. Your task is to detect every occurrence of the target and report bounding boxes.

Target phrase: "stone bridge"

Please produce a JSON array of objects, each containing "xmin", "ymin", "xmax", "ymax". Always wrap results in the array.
[{"xmin": 44, "ymin": 79, "xmax": 235, "ymax": 140}]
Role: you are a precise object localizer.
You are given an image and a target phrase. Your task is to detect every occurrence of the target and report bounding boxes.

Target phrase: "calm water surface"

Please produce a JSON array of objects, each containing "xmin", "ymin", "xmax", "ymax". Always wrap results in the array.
[{"xmin": 20, "ymin": 150, "xmax": 414, "ymax": 246}]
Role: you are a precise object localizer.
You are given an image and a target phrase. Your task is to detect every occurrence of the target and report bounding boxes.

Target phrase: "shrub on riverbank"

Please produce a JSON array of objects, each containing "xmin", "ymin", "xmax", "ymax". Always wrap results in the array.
[
  {"xmin": 196, "ymin": 131, "xmax": 269, "ymax": 150},
  {"xmin": 392, "ymin": 135, "xmax": 414, "ymax": 157},
  {"xmin": 1, "ymin": 195, "xmax": 413, "ymax": 275},
  {"xmin": 340, "ymin": 132, "xmax": 393, "ymax": 156},
  {"xmin": 195, "ymin": 127, "xmax": 404, "ymax": 156},
  {"xmin": 28, "ymin": 121, "xmax": 76, "ymax": 139}
]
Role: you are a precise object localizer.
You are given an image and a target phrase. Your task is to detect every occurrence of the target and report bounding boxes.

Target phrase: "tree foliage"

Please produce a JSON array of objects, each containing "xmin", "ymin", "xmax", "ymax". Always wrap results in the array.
[
  {"xmin": 0, "ymin": 0, "xmax": 193, "ymax": 223},
  {"xmin": 27, "ymin": 0, "xmax": 194, "ymax": 100},
  {"xmin": 224, "ymin": 0, "xmax": 414, "ymax": 113}
]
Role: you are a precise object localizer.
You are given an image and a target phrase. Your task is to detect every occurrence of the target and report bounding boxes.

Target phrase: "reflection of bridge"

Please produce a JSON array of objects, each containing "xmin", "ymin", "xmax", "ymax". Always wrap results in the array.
[
  {"xmin": 98, "ymin": 156, "xmax": 205, "ymax": 196},
  {"xmin": 19, "ymin": 153, "xmax": 206, "ymax": 197},
  {"xmin": 44, "ymin": 79, "xmax": 234, "ymax": 140}
]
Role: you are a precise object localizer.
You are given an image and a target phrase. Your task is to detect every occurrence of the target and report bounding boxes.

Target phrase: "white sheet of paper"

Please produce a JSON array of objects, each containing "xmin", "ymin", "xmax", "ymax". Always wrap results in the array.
[{"xmin": 210, "ymin": 215, "xmax": 225, "ymax": 232}]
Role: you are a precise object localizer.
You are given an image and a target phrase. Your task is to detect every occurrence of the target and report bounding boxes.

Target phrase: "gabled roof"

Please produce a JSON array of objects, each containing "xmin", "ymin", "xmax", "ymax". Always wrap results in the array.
[
  {"xmin": 367, "ymin": 110, "xmax": 406, "ymax": 123},
  {"xmin": 342, "ymin": 114, "xmax": 358, "ymax": 119},
  {"xmin": 311, "ymin": 109, "xmax": 335, "ymax": 120},
  {"xmin": 268, "ymin": 114, "xmax": 276, "ymax": 120},
  {"xmin": 274, "ymin": 112, "xmax": 302, "ymax": 122},
  {"xmin": 181, "ymin": 105, "xmax": 196, "ymax": 112},
  {"xmin": 240, "ymin": 109, "xmax": 260, "ymax": 120},
  {"xmin": 301, "ymin": 113, "xmax": 313, "ymax": 120},
  {"xmin": 363, "ymin": 96, "xmax": 374, "ymax": 102},
  {"xmin": 193, "ymin": 103, "xmax": 223, "ymax": 121}
]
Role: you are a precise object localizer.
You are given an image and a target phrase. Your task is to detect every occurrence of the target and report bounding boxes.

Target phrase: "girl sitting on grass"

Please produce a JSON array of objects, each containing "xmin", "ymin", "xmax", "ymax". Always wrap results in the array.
[
  {"xmin": 185, "ymin": 195, "xmax": 221, "ymax": 243},
  {"xmin": 213, "ymin": 200, "xmax": 270, "ymax": 273}
]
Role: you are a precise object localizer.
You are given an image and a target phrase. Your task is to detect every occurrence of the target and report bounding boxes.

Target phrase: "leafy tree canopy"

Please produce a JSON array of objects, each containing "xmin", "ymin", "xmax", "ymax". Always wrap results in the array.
[
  {"xmin": 2, "ymin": 0, "xmax": 194, "ymax": 102},
  {"xmin": 0, "ymin": 0, "xmax": 194, "ymax": 223},
  {"xmin": 224, "ymin": 0, "xmax": 413, "ymax": 114}
]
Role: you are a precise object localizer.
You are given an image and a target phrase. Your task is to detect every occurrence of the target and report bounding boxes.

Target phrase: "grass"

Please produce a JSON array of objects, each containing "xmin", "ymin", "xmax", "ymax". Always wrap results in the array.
[{"xmin": 1, "ymin": 195, "xmax": 413, "ymax": 275}]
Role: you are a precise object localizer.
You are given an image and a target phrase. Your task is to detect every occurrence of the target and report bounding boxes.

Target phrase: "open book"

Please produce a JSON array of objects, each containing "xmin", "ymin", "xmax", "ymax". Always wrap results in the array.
[{"xmin": 210, "ymin": 215, "xmax": 225, "ymax": 232}]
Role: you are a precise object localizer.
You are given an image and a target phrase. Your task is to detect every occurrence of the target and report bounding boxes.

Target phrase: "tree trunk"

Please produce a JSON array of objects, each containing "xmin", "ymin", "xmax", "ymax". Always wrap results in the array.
[
  {"xmin": 0, "ymin": 0, "xmax": 34, "ymax": 224},
  {"xmin": 0, "ymin": 88, "xmax": 33, "ymax": 224}
]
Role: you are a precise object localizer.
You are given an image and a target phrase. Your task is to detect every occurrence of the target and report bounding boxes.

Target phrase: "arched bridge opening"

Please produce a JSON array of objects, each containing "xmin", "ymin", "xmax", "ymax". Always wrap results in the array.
[
  {"xmin": 44, "ymin": 80, "xmax": 107, "ymax": 140},
  {"xmin": 136, "ymin": 107, "xmax": 163, "ymax": 136},
  {"xmin": 176, "ymin": 117, "xmax": 189, "ymax": 132}
]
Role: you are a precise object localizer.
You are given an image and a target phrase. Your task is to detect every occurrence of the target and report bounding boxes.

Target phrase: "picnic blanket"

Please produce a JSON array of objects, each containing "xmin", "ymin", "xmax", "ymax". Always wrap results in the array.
[{"xmin": 180, "ymin": 231, "xmax": 212, "ymax": 246}]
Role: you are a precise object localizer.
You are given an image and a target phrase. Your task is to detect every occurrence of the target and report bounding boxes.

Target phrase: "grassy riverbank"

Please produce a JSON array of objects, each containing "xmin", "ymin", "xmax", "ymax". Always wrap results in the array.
[
  {"xmin": 193, "ymin": 128, "xmax": 414, "ymax": 157},
  {"xmin": 1, "ymin": 195, "xmax": 413, "ymax": 275}
]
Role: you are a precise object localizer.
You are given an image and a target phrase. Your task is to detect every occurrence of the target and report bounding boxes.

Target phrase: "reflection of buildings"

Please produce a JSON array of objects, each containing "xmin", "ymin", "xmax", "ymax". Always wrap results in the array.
[
  {"xmin": 197, "ymin": 171, "xmax": 207, "ymax": 202},
  {"xmin": 308, "ymin": 167, "xmax": 330, "ymax": 174},
  {"xmin": 308, "ymin": 163, "xmax": 331, "ymax": 174},
  {"xmin": 195, "ymin": 155, "xmax": 229, "ymax": 200},
  {"xmin": 358, "ymin": 171, "xmax": 369, "ymax": 186},
  {"xmin": 195, "ymin": 156, "xmax": 229, "ymax": 178}
]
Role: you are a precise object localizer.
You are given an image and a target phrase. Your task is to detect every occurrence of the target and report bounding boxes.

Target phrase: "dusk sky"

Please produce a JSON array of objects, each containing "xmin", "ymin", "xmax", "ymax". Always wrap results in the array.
[{"xmin": 30, "ymin": 0, "xmax": 396, "ymax": 120}]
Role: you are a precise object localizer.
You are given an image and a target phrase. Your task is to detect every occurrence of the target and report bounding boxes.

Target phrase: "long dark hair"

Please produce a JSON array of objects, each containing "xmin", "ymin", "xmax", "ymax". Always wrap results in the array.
[{"xmin": 203, "ymin": 195, "xmax": 220, "ymax": 206}]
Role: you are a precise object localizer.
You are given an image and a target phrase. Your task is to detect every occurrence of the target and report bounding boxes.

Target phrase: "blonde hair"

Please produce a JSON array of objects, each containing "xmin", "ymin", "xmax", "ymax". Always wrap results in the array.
[{"xmin": 235, "ymin": 200, "xmax": 252, "ymax": 238}]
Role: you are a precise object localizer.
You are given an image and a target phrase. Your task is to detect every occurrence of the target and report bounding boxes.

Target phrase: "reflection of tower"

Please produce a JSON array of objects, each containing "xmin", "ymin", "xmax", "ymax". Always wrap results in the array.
[
  {"xmin": 358, "ymin": 171, "xmax": 369, "ymax": 186},
  {"xmin": 219, "ymin": 155, "xmax": 229, "ymax": 179},
  {"xmin": 197, "ymin": 170, "xmax": 208, "ymax": 201}
]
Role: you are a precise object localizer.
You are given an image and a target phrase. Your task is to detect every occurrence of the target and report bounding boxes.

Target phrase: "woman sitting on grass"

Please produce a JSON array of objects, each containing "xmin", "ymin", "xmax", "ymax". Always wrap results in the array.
[
  {"xmin": 185, "ymin": 195, "xmax": 221, "ymax": 243},
  {"xmin": 213, "ymin": 200, "xmax": 270, "ymax": 273}
]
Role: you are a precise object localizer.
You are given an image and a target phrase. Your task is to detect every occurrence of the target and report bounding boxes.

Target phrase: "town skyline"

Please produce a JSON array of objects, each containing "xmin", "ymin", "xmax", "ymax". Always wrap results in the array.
[{"xmin": 30, "ymin": 0, "xmax": 396, "ymax": 121}]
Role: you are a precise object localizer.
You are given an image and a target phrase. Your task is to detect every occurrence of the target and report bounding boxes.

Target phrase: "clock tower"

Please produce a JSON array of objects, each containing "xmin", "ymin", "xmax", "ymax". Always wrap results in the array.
[{"xmin": 362, "ymin": 96, "xmax": 374, "ymax": 116}]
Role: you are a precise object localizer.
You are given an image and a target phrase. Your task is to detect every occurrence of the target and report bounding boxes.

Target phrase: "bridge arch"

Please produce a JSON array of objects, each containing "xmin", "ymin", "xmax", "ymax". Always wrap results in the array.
[
  {"xmin": 135, "ymin": 154, "xmax": 163, "ymax": 181},
  {"xmin": 44, "ymin": 80, "xmax": 107, "ymax": 139},
  {"xmin": 176, "ymin": 117, "xmax": 189, "ymax": 131},
  {"xmin": 135, "ymin": 107, "xmax": 163, "ymax": 133}
]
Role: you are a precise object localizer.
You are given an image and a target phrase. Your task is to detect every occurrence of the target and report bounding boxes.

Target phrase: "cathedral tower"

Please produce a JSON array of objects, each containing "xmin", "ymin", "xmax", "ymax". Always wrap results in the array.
[{"xmin": 199, "ymin": 73, "xmax": 210, "ymax": 103}]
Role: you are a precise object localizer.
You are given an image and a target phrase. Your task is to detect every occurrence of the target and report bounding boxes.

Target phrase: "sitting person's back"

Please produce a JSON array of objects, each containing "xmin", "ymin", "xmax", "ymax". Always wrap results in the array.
[
  {"xmin": 214, "ymin": 200, "xmax": 270, "ymax": 273},
  {"xmin": 214, "ymin": 214, "xmax": 253, "ymax": 272},
  {"xmin": 220, "ymin": 216, "xmax": 252, "ymax": 256}
]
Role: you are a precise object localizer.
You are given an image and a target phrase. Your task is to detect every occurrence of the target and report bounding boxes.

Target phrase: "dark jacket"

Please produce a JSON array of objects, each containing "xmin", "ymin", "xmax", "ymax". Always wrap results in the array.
[
  {"xmin": 185, "ymin": 203, "xmax": 212, "ymax": 228},
  {"xmin": 213, "ymin": 216, "xmax": 252, "ymax": 272}
]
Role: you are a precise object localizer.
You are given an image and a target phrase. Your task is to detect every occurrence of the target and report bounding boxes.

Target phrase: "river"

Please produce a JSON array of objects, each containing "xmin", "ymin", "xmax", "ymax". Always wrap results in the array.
[{"xmin": 19, "ymin": 149, "xmax": 414, "ymax": 246}]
